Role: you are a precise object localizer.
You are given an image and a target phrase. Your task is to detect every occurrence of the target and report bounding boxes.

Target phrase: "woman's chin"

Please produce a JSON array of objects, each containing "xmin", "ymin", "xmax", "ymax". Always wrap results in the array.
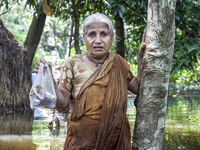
[{"xmin": 91, "ymin": 52, "xmax": 108, "ymax": 60}]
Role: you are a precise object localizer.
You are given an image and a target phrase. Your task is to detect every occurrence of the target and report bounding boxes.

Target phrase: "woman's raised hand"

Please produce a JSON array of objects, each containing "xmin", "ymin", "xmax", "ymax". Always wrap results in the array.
[
  {"xmin": 138, "ymin": 29, "xmax": 146, "ymax": 58},
  {"xmin": 34, "ymin": 58, "xmax": 52, "ymax": 74}
]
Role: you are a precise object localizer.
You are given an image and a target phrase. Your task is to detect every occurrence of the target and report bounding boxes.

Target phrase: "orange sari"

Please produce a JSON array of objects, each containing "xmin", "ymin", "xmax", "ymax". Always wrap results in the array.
[{"xmin": 64, "ymin": 53, "xmax": 133, "ymax": 150}]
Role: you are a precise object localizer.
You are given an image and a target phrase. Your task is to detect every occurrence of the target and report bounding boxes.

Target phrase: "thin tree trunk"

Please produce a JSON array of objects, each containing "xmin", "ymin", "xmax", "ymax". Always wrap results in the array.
[
  {"xmin": 0, "ymin": 19, "xmax": 31, "ymax": 110},
  {"xmin": 115, "ymin": 13, "xmax": 125, "ymax": 58},
  {"xmin": 24, "ymin": 12, "xmax": 46, "ymax": 64},
  {"xmin": 72, "ymin": 0, "xmax": 81, "ymax": 54},
  {"xmin": 66, "ymin": 20, "xmax": 74, "ymax": 58},
  {"xmin": 132, "ymin": 0, "xmax": 176, "ymax": 149},
  {"xmin": 92, "ymin": 0, "xmax": 96, "ymax": 13}
]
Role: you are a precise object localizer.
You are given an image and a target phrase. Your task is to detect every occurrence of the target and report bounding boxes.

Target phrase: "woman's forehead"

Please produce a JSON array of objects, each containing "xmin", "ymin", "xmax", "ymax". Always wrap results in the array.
[{"xmin": 87, "ymin": 22, "xmax": 109, "ymax": 32}]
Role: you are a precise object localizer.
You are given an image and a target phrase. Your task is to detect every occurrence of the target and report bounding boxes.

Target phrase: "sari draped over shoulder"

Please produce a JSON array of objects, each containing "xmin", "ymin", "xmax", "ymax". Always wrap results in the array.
[{"xmin": 64, "ymin": 52, "xmax": 132, "ymax": 150}]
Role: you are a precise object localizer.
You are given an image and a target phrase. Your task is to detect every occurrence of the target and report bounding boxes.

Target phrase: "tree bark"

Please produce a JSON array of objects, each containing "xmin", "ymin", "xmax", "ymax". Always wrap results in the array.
[
  {"xmin": 132, "ymin": 0, "xmax": 176, "ymax": 149},
  {"xmin": 66, "ymin": 20, "xmax": 74, "ymax": 58},
  {"xmin": 0, "ymin": 19, "xmax": 31, "ymax": 110},
  {"xmin": 72, "ymin": 0, "xmax": 81, "ymax": 54},
  {"xmin": 24, "ymin": 12, "xmax": 46, "ymax": 64},
  {"xmin": 115, "ymin": 13, "xmax": 125, "ymax": 58}
]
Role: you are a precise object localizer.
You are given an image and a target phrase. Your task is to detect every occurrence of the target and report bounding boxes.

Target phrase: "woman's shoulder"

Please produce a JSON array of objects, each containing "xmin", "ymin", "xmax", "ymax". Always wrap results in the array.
[
  {"xmin": 113, "ymin": 53, "xmax": 128, "ymax": 63},
  {"xmin": 63, "ymin": 54, "xmax": 81, "ymax": 67},
  {"xmin": 67, "ymin": 54, "xmax": 81, "ymax": 60},
  {"xmin": 113, "ymin": 53, "xmax": 130, "ymax": 71}
]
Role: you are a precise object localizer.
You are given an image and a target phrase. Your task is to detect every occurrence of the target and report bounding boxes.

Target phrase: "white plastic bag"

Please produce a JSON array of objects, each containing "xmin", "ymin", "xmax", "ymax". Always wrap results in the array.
[{"xmin": 29, "ymin": 63, "xmax": 57, "ymax": 109}]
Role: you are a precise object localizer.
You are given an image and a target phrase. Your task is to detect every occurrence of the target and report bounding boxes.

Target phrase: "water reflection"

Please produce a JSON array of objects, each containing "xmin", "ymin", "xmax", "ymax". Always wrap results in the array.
[
  {"xmin": 0, "ymin": 97, "xmax": 200, "ymax": 150},
  {"xmin": 0, "ymin": 110, "xmax": 35, "ymax": 150},
  {"xmin": 32, "ymin": 109, "xmax": 69, "ymax": 149},
  {"xmin": 163, "ymin": 97, "xmax": 200, "ymax": 150}
]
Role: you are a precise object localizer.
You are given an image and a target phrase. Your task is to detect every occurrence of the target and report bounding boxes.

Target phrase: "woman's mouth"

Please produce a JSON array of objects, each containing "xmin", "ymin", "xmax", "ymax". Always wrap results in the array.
[{"xmin": 94, "ymin": 46, "xmax": 103, "ymax": 50}]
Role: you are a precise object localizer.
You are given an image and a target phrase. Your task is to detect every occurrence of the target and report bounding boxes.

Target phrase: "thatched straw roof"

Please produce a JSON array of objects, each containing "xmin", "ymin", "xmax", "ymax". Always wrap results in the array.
[{"xmin": 0, "ymin": 19, "xmax": 31, "ymax": 110}]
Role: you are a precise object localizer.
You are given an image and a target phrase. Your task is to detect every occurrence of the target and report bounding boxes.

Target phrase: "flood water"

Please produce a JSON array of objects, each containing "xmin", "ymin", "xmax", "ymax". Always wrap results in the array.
[{"xmin": 0, "ymin": 96, "xmax": 200, "ymax": 150}]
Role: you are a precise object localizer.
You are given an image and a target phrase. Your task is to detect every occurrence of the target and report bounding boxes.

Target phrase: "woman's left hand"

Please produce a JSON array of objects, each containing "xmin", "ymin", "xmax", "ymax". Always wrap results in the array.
[{"xmin": 138, "ymin": 29, "xmax": 146, "ymax": 58}]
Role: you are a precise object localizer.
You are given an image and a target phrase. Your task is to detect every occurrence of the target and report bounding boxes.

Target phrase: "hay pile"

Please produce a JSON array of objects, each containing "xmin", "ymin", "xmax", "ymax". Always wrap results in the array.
[{"xmin": 0, "ymin": 19, "xmax": 31, "ymax": 110}]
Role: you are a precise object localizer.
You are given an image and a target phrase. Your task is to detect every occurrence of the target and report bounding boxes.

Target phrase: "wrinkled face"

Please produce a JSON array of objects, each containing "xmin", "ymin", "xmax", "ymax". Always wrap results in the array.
[{"xmin": 83, "ymin": 22, "xmax": 113, "ymax": 60}]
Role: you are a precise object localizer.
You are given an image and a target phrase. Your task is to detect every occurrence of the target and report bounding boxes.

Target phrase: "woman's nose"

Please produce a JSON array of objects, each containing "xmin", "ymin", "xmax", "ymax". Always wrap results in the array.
[{"xmin": 95, "ymin": 35, "xmax": 101, "ymax": 43}]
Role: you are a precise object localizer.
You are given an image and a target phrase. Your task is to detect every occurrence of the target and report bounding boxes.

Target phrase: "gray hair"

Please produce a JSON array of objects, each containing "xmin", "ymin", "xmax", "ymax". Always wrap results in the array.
[{"xmin": 83, "ymin": 13, "xmax": 114, "ymax": 38}]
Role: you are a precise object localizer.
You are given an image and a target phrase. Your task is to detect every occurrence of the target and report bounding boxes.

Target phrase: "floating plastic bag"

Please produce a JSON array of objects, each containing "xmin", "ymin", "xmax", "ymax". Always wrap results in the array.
[{"xmin": 29, "ymin": 63, "xmax": 57, "ymax": 108}]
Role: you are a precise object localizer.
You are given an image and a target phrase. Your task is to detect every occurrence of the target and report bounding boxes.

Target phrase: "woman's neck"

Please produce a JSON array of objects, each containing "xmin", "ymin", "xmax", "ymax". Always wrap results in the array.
[{"xmin": 84, "ymin": 52, "xmax": 108, "ymax": 69}]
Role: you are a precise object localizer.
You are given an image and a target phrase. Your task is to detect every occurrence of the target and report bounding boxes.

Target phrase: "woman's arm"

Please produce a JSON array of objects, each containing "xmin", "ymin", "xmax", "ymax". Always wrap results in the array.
[
  {"xmin": 34, "ymin": 58, "xmax": 70, "ymax": 112},
  {"xmin": 128, "ymin": 29, "xmax": 146, "ymax": 94},
  {"xmin": 54, "ymin": 86, "xmax": 70, "ymax": 112}
]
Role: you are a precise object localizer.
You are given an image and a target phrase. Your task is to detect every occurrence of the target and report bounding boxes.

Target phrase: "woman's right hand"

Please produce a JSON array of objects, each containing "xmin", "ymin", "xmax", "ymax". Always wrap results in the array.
[{"xmin": 34, "ymin": 58, "xmax": 52, "ymax": 74}]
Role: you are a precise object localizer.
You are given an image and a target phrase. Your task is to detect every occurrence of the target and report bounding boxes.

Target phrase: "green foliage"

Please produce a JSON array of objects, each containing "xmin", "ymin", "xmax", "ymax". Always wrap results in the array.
[
  {"xmin": 171, "ymin": 33, "xmax": 200, "ymax": 75},
  {"xmin": 1, "ymin": 0, "xmax": 200, "ymax": 84},
  {"xmin": 39, "ymin": 17, "xmax": 70, "ymax": 59},
  {"xmin": 0, "ymin": 2, "xmax": 33, "ymax": 45},
  {"xmin": 70, "ymin": 45, "xmax": 87, "ymax": 56},
  {"xmin": 31, "ymin": 49, "xmax": 45, "ymax": 72},
  {"xmin": 0, "ymin": 0, "xmax": 16, "ymax": 10},
  {"xmin": 175, "ymin": 0, "xmax": 200, "ymax": 37},
  {"xmin": 171, "ymin": 0, "xmax": 200, "ymax": 76},
  {"xmin": 106, "ymin": 0, "xmax": 126, "ymax": 18},
  {"xmin": 169, "ymin": 68, "xmax": 200, "ymax": 85},
  {"xmin": 49, "ymin": 0, "xmax": 58, "ymax": 7}
]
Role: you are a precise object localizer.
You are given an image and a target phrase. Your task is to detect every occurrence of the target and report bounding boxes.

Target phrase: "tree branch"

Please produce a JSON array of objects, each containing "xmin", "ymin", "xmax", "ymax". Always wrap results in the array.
[
  {"xmin": 123, "ymin": 2, "xmax": 147, "ymax": 23},
  {"xmin": 0, "ymin": 1, "xmax": 18, "ymax": 16}
]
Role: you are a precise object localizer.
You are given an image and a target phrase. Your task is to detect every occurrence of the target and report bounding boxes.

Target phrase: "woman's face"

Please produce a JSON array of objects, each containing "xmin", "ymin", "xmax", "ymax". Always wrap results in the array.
[{"xmin": 83, "ymin": 22, "xmax": 113, "ymax": 60}]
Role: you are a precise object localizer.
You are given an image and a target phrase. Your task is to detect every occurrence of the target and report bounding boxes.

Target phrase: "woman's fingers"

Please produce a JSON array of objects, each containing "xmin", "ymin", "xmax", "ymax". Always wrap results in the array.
[
  {"xmin": 141, "ymin": 43, "xmax": 146, "ymax": 49},
  {"xmin": 138, "ymin": 43, "xmax": 146, "ymax": 58},
  {"xmin": 47, "ymin": 63, "xmax": 52, "ymax": 69},
  {"xmin": 36, "ymin": 60, "xmax": 40, "ymax": 65},
  {"xmin": 142, "ymin": 29, "xmax": 146, "ymax": 42},
  {"xmin": 40, "ymin": 57, "xmax": 46, "ymax": 64},
  {"xmin": 34, "ymin": 58, "xmax": 52, "ymax": 73},
  {"xmin": 34, "ymin": 58, "xmax": 49, "ymax": 73}
]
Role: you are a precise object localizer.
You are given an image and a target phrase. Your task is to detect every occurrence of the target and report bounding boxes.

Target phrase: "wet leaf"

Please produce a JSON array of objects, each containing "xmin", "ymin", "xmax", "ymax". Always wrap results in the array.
[
  {"xmin": 49, "ymin": 0, "xmax": 58, "ymax": 7},
  {"xmin": 42, "ymin": 0, "xmax": 51, "ymax": 16}
]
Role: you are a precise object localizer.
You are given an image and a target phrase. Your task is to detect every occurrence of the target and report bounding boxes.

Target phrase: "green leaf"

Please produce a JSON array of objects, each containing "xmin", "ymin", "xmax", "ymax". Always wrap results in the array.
[
  {"xmin": 118, "ymin": 4, "xmax": 126, "ymax": 13},
  {"xmin": 188, "ymin": 46, "xmax": 197, "ymax": 53},
  {"xmin": 49, "ymin": 0, "xmax": 58, "ymax": 7},
  {"xmin": 114, "ymin": 8, "xmax": 118, "ymax": 16},
  {"xmin": 131, "ymin": 1, "xmax": 136, "ymax": 7},
  {"xmin": 119, "ymin": 10, "xmax": 123, "ymax": 18}
]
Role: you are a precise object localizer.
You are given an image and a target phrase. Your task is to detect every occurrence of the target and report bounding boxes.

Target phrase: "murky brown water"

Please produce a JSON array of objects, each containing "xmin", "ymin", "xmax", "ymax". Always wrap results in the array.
[{"xmin": 0, "ymin": 96, "xmax": 200, "ymax": 150}]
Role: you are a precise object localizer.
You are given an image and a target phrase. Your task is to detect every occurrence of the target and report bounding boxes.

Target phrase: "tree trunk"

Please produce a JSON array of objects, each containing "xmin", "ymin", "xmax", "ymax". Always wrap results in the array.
[
  {"xmin": 24, "ymin": 12, "xmax": 46, "ymax": 64},
  {"xmin": 115, "ymin": 13, "xmax": 125, "ymax": 58},
  {"xmin": 0, "ymin": 19, "xmax": 31, "ymax": 110},
  {"xmin": 92, "ymin": 0, "xmax": 96, "ymax": 13},
  {"xmin": 72, "ymin": 0, "xmax": 81, "ymax": 54},
  {"xmin": 132, "ymin": 0, "xmax": 176, "ymax": 149},
  {"xmin": 66, "ymin": 20, "xmax": 74, "ymax": 58}
]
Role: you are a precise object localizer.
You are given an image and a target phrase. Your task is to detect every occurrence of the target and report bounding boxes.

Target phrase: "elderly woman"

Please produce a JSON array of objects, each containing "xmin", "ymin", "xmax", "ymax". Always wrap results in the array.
[{"xmin": 34, "ymin": 13, "xmax": 145, "ymax": 150}]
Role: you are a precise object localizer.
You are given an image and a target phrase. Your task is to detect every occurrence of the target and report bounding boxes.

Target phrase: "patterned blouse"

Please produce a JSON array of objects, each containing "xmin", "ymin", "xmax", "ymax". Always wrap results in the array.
[{"xmin": 58, "ymin": 54, "xmax": 134, "ymax": 101}]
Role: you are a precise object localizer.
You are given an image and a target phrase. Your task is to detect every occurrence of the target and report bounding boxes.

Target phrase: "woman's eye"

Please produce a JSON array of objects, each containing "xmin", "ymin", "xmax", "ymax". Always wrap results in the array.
[
  {"xmin": 89, "ymin": 33, "xmax": 95, "ymax": 37},
  {"xmin": 102, "ymin": 33, "xmax": 107, "ymax": 36}
]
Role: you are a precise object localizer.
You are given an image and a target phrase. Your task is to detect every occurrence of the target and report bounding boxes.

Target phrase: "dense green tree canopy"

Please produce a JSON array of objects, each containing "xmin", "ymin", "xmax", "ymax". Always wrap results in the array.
[{"xmin": 0, "ymin": 0, "xmax": 200, "ymax": 84}]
